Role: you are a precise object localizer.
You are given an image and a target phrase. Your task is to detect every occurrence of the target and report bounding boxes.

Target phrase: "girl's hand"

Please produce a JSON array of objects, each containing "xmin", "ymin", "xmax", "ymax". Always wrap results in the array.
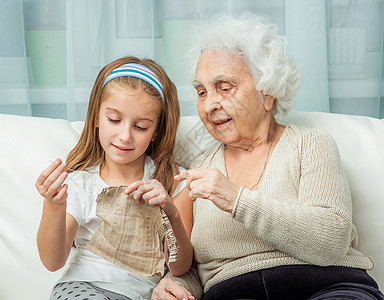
[
  {"xmin": 125, "ymin": 179, "xmax": 177, "ymax": 218},
  {"xmin": 151, "ymin": 278, "xmax": 194, "ymax": 300},
  {"xmin": 35, "ymin": 158, "xmax": 68, "ymax": 205},
  {"xmin": 174, "ymin": 168, "xmax": 240, "ymax": 213}
]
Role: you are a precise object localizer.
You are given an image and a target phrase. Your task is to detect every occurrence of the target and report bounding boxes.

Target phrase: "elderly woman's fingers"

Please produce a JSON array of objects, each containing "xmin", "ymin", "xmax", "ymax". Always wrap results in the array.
[
  {"xmin": 178, "ymin": 168, "xmax": 240, "ymax": 212},
  {"xmin": 174, "ymin": 173, "xmax": 187, "ymax": 181},
  {"xmin": 175, "ymin": 168, "xmax": 220, "ymax": 191},
  {"xmin": 175, "ymin": 168, "xmax": 239, "ymax": 212},
  {"xmin": 151, "ymin": 278, "xmax": 193, "ymax": 300},
  {"xmin": 175, "ymin": 169, "xmax": 208, "ymax": 180}
]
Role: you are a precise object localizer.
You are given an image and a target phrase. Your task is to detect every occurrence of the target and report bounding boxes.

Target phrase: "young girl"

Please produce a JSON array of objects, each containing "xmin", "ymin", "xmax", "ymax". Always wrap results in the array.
[{"xmin": 35, "ymin": 56, "xmax": 194, "ymax": 300}]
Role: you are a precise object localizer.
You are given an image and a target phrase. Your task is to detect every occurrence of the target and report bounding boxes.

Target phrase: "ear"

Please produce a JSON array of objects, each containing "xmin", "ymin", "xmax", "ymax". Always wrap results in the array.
[
  {"xmin": 263, "ymin": 94, "xmax": 275, "ymax": 112},
  {"xmin": 151, "ymin": 133, "xmax": 157, "ymax": 142}
]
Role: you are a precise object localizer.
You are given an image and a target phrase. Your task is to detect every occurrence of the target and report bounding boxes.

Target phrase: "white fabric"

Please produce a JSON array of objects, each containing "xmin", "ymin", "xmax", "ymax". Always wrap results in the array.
[{"xmin": 0, "ymin": 111, "xmax": 383, "ymax": 300}]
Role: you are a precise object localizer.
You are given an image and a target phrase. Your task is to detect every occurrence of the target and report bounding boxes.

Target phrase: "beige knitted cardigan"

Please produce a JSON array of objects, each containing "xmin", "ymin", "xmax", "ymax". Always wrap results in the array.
[{"xmin": 169, "ymin": 124, "xmax": 374, "ymax": 297}]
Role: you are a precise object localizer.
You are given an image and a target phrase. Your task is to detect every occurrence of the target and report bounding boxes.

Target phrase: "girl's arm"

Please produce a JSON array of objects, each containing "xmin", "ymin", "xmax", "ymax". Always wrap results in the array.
[
  {"xmin": 125, "ymin": 181, "xmax": 193, "ymax": 277},
  {"xmin": 172, "ymin": 187, "xmax": 193, "ymax": 238},
  {"xmin": 35, "ymin": 159, "xmax": 78, "ymax": 271},
  {"xmin": 164, "ymin": 187, "xmax": 193, "ymax": 276}
]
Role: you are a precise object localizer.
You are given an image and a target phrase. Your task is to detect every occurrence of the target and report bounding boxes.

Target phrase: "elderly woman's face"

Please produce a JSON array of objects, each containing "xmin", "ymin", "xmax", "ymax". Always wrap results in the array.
[{"xmin": 194, "ymin": 50, "xmax": 271, "ymax": 147}]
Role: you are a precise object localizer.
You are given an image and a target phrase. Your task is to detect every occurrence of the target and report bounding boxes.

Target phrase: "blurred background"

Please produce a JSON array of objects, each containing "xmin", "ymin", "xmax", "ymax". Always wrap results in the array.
[{"xmin": 0, "ymin": 0, "xmax": 383, "ymax": 121}]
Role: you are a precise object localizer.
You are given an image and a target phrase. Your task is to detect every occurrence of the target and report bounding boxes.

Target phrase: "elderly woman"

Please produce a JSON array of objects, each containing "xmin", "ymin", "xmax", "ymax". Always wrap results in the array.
[{"xmin": 152, "ymin": 13, "xmax": 384, "ymax": 300}]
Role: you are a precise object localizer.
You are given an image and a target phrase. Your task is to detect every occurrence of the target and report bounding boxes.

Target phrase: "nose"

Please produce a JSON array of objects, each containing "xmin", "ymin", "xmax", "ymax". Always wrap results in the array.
[
  {"xmin": 118, "ymin": 124, "xmax": 132, "ymax": 142},
  {"xmin": 204, "ymin": 91, "xmax": 222, "ymax": 114}
]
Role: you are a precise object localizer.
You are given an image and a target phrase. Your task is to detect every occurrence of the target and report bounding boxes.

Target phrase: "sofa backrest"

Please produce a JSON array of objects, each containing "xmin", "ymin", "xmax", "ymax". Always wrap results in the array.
[{"xmin": 0, "ymin": 111, "xmax": 382, "ymax": 300}]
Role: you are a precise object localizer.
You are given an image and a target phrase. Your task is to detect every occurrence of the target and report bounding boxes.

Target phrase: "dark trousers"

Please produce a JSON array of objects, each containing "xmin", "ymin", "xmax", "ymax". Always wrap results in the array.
[{"xmin": 203, "ymin": 265, "xmax": 384, "ymax": 300}]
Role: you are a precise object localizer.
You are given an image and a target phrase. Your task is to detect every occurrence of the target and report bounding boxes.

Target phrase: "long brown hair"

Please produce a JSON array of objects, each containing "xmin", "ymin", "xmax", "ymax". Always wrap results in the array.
[{"xmin": 65, "ymin": 56, "xmax": 180, "ymax": 195}]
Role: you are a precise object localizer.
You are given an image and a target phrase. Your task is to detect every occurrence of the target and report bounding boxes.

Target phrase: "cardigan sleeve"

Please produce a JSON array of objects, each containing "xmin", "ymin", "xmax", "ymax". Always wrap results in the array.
[{"xmin": 232, "ymin": 129, "xmax": 353, "ymax": 266}]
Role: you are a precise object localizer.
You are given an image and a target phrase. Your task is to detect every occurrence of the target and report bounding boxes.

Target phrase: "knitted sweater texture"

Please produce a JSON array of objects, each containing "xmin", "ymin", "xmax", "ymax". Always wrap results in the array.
[{"xmin": 190, "ymin": 124, "xmax": 374, "ymax": 293}]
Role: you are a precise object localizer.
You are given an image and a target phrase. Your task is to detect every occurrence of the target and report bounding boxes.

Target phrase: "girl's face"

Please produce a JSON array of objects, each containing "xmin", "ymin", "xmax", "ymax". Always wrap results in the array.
[{"xmin": 97, "ymin": 85, "xmax": 161, "ymax": 169}]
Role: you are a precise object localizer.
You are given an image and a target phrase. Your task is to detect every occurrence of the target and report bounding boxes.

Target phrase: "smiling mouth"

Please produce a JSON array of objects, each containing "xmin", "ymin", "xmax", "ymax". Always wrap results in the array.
[
  {"xmin": 114, "ymin": 145, "xmax": 132, "ymax": 151},
  {"xmin": 214, "ymin": 118, "xmax": 232, "ymax": 125}
]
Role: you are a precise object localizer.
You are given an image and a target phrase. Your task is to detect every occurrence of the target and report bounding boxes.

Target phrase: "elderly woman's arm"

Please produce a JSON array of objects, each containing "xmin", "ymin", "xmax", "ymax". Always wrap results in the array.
[{"xmin": 231, "ymin": 129, "xmax": 352, "ymax": 265}]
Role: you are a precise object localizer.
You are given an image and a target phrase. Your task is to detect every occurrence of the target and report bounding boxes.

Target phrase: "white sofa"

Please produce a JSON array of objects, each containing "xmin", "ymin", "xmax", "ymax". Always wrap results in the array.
[{"xmin": 0, "ymin": 111, "xmax": 383, "ymax": 300}]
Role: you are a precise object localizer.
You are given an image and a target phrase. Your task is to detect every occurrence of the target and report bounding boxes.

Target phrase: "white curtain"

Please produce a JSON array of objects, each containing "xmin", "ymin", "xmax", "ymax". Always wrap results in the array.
[
  {"xmin": 0, "ymin": 0, "xmax": 383, "ymax": 121},
  {"xmin": 285, "ymin": 0, "xmax": 330, "ymax": 112}
]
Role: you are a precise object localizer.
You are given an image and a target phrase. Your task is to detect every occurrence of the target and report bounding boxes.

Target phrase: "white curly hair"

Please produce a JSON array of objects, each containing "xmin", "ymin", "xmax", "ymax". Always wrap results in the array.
[{"xmin": 187, "ymin": 12, "xmax": 302, "ymax": 119}]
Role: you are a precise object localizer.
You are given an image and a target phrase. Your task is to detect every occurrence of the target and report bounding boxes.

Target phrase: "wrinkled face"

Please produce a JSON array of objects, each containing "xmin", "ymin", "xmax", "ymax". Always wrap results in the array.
[
  {"xmin": 194, "ymin": 49, "xmax": 270, "ymax": 147},
  {"xmin": 97, "ymin": 85, "xmax": 160, "ymax": 169}
]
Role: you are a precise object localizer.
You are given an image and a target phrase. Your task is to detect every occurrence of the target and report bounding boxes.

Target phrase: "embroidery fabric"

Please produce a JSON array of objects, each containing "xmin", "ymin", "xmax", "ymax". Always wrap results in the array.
[{"xmin": 86, "ymin": 186, "xmax": 177, "ymax": 276}]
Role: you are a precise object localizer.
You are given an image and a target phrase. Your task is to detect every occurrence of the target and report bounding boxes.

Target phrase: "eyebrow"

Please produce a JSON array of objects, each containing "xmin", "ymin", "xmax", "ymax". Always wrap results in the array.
[
  {"xmin": 213, "ymin": 75, "xmax": 236, "ymax": 85},
  {"xmin": 192, "ymin": 81, "xmax": 203, "ymax": 88},
  {"xmin": 193, "ymin": 75, "xmax": 236, "ymax": 88},
  {"xmin": 104, "ymin": 107, "xmax": 154, "ymax": 122},
  {"xmin": 105, "ymin": 107, "xmax": 121, "ymax": 114}
]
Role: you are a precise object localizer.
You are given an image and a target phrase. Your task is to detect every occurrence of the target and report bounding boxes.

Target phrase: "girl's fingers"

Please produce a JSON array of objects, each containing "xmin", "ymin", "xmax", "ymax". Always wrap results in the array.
[
  {"xmin": 41, "ymin": 163, "xmax": 66, "ymax": 193},
  {"xmin": 54, "ymin": 183, "xmax": 68, "ymax": 204},
  {"xmin": 141, "ymin": 187, "xmax": 162, "ymax": 203},
  {"xmin": 136, "ymin": 183, "xmax": 154, "ymax": 200},
  {"xmin": 146, "ymin": 189, "xmax": 172, "ymax": 208},
  {"xmin": 132, "ymin": 189, "xmax": 145, "ymax": 204},
  {"xmin": 147, "ymin": 196, "xmax": 162, "ymax": 206},
  {"xmin": 125, "ymin": 180, "xmax": 145, "ymax": 194},
  {"xmin": 125, "ymin": 179, "xmax": 159, "ymax": 193},
  {"xmin": 35, "ymin": 158, "xmax": 62, "ymax": 188},
  {"xmin": 125, "ymin": 179, "xmax": 173, "ymax": 208},
  {"xmin": 126, "ymin": 180, "xmax": 164, "ymax": 203},
  {"xmin": 135, "ymin": 184, "xmax": 168, "ymax": 205},
  {"xmin": 45, "ymin": 171, "xmax": 68, "ymax": 198}
]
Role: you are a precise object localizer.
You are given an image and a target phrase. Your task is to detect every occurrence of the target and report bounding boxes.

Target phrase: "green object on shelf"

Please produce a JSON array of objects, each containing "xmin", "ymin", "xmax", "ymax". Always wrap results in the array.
[{"xmin": 25, "ymin": 27, "xmax": 66, "ymax": 85}]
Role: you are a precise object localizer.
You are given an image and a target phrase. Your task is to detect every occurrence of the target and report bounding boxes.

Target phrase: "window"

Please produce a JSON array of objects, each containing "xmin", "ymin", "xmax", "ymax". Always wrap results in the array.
[{"xmin": 1, "ymin": 0, "xmax": 383, "ymax": 120}]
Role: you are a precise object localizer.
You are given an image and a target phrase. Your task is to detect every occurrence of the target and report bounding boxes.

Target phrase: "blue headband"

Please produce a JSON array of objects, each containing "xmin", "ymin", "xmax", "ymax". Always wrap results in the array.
[{"xmin": 103, "ymin": 63, "xmax": 165, "ymax": 127}]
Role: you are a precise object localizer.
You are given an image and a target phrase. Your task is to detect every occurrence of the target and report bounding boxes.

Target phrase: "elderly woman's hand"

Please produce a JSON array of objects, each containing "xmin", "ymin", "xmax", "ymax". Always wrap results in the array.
[
  {"xmin": 152, "ymin": 278, "xmax": 194, "ymax": 300},
  {"xmin": 175, "ymin": 168, "xmax": 240, "ymax": 213}
]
